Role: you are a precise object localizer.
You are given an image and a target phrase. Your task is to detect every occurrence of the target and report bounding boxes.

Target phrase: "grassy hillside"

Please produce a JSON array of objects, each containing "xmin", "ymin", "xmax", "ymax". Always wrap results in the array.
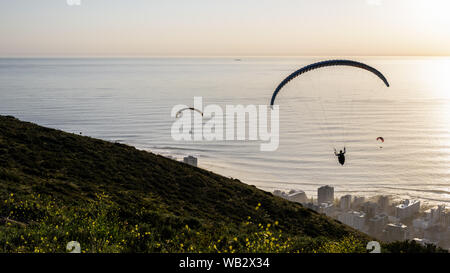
[{"xmin": 0, "ymin": 115, "xmax": 442, "ymax": 253}]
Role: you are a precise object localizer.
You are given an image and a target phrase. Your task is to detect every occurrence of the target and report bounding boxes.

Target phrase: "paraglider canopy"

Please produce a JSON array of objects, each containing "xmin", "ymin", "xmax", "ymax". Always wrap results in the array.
[
  {"xmin": 376, "ymin": 137, "xmax": 385, "ymax": 149},
  {"xmin": 268, "ymin": 59, "xmax": 390, "ymax": 165},
  {"xmin": 270, "ymin": 59, "xmax": 390, "ymax": 108},
  {"xmin": 175, "ymin": 107, "xmax": 203, "ymax": 118}
]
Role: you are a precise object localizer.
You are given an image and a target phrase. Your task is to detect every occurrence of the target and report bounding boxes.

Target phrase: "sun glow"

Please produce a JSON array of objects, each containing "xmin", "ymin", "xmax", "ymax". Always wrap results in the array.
[
  {"xmin": 430, "ymin": 65, "xmax": 450, "ymax": 99},
  {"xmin": 417, "ymin": 59, "xmax": 450, "ymax": 99}
]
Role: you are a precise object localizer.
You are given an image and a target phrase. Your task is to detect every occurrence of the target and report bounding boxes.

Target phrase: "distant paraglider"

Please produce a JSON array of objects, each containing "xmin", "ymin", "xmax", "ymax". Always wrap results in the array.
[
  {"xmin": 376, "ymin": 137, "xmax": 385, "ymax": 148},
  {"xmin": 175, "ymin": 107, "xmax": 203, "ymax": 136},
  {"xmin": 334, "ymin": 147, "xmax": 346, "ymax": 166},
  {"xmin": 175, "ymin": 107, "xmax": 203, "ymax": 118}
]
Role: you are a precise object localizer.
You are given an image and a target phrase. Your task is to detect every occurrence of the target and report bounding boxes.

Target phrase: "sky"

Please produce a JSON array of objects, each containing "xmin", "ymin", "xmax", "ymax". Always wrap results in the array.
[{"xmin": 1, "ymin": 0, "xmax": 450, "ymax": 57}]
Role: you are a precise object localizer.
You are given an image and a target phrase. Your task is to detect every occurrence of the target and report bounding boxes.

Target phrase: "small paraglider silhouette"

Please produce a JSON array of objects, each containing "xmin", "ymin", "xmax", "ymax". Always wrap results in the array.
[
  {"xmin": 334, "ymin": 147, "xmax": 346, "ymax": 166},
  {"xmin": 175, "ymin": 107, "xmax": 203, "ymax": 136},
  {"xmin": 376, "ymin": 137, "xmax": 384, "ymax": 148}
]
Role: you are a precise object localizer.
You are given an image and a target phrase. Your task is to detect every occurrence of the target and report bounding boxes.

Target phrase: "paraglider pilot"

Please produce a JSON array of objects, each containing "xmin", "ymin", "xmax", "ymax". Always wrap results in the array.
[{"xmin": 334, "ymin": 147, "xmax": 346, "ymax": 166}]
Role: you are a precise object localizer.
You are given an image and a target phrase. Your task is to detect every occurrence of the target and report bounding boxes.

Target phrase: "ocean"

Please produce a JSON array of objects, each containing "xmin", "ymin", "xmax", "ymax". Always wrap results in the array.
[{"xmin": 1, "ymin": 57, "xmax": 449, "ymax": 206}]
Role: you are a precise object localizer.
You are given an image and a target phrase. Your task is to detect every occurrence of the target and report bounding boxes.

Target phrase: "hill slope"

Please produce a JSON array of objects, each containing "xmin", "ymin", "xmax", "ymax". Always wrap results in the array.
[{"xmin": 1, "ymin": 115, "xmax": 438, "ymax": 253}]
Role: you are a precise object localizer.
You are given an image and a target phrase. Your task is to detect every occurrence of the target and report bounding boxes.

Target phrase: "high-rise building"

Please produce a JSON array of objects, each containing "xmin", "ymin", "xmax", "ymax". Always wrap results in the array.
[
  {"xmin": 363, "ymin": 202, "xmax": 378, "ymax": 219},
  {"xmin": 352, "ymin": 196, "xmax": 365, "ymax": 209},
  {"xmin": 183, "ymin": 155, "xmax": 198, "ymax": 167},
  {"xmin": 318, "ymin": 185, "xmax": 334, "ymax": 204},
  {"xmin": 340, "ymin": 195, "xmax": 352, "ymax": 211},
  {"xmin": 368, "ymin": 213, "xmax": 388, "ymax": 236},
  {"xmin": 430, "ymin": 205, "xmax": 447, "ymax": 226},
  {"xmin": 378, "ymin": 196, "xmax": 390, "ymax": 213}
]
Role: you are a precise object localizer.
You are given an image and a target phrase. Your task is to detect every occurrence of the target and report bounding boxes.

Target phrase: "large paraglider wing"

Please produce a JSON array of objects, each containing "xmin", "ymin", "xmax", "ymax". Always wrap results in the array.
[
  {"xmin": 376, "ymin": 137, "xmax": 384, "ymax": 142},
  {"xmin": 176, "ymin": 107, "xmax": 204, "ymax": 118},
  {"xmin": 270, "ymin": 60, "xmax": 390, "ymax": 107}
]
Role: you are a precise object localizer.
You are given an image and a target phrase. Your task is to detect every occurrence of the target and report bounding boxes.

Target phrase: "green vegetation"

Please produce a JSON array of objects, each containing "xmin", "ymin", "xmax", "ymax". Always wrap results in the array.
[
  {"xmin": 1, "ymin": 192, "xmax": 368, "ymax": 253},
  {"xmin": 0, "ymin": 115, "xmax": 443, "ymax": 253}
]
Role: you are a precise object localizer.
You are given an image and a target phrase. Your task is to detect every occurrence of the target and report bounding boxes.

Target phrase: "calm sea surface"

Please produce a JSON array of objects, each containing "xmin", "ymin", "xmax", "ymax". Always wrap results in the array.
[{"xmin": 1, "ymin": 57, "xmax": 449, "ymax": 206}]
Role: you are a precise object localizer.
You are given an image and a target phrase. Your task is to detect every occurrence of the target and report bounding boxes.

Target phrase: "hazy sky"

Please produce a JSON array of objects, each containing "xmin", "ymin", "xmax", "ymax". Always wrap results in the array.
[{"xmin": 1, "ymin": 0, "xmax": 450, "ymax": 56}]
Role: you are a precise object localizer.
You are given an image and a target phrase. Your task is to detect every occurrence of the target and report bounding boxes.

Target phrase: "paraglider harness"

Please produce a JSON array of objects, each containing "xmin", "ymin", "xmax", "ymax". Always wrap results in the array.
[{"xmin": 334, "ymin": 147, "xmax": 346, "ymax": 166}]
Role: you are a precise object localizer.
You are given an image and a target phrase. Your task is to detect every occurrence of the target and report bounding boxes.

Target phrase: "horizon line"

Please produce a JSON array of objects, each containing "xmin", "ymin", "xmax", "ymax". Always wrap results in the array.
[{"xmin": 1, "ymin": 55, "xmax": 450, "ymax": 59}]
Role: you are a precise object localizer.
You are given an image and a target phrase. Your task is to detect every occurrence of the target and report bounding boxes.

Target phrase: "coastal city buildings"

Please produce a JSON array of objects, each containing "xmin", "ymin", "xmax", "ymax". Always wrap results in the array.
[
  {"xmin": 340, "ymin": 195, "xmax": 352, "ymax": 211},
  {"xmin": 395, "ymin": 200, "xmax": 420, "ymax": 220},
  {"xmin": 273, "ymin": 190, "xmax": 308, "ymax": 204},
  {"xmin": 287, "ymin": 190, "xmax": 308, "ymax": 203},
  {"xmin": 428, "ymin": 205, "xmax": 448, "ymax": 226},
  {"xmin": 368, "ymin": 213, "xmax": 389, "ymax": 237},
  {"xmin": 273, "ymin": 186, "xmax": 450, "ymax": 250},
  {"xmin": 386, "ymin": 223, "xmax": 409, "ymax": 242},
  {"xmin": 318, "ymin": 202, "xmax": 335, "ymax": 217},
  {"xmin": 183, "ymin": 155, "xmax": 198, "ymax": 167},
  {"xmin": 352, "ymin": 196, "xmax": 365, "ymax": 209},
  {"xmin": 378, "ymin": 195, "xmax": 390, "ymax": 213},
  {"xmin": 318, "ymin": 185, "xmax": 334, "ymax": 204},
  {"xmin": 362, "ymin": 202, "xmax": 378, "ymax": 219},
  {"xmin": 164, "ymin": 154, "xmax": 198, "ymax": 168},
  {"xmin": 338, "ymin": 211, "xmax": 366, "ymax": 231}
]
